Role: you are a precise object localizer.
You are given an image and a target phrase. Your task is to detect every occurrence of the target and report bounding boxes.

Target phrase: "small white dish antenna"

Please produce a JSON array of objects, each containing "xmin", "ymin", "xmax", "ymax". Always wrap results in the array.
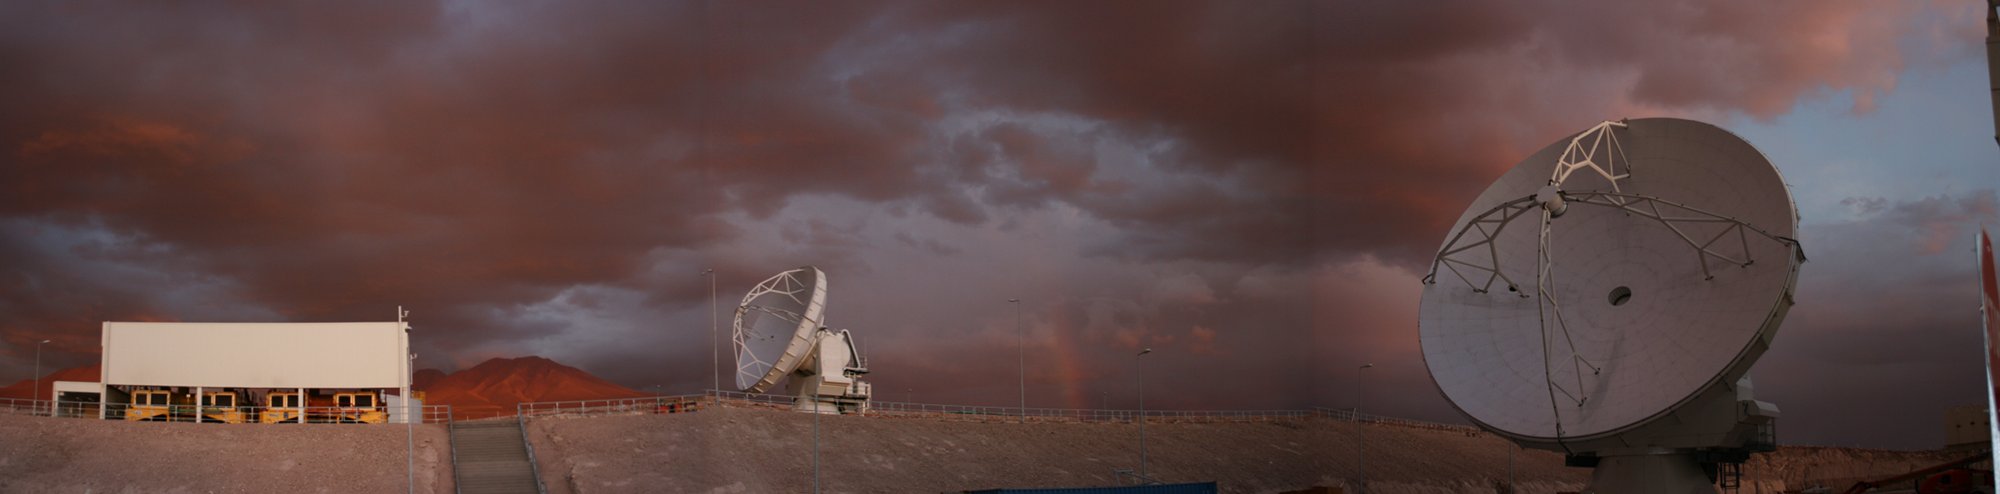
[
  {"xmin": 1420, "ymin": 118, "xmax": 1803, "ymax": 492},
  {"xmin": 732, "ymin": 266, "xmax": 872, "ymax": 413}
]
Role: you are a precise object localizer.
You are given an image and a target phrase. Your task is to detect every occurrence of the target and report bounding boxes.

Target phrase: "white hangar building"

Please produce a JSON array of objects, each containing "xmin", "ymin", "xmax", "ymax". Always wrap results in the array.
[{"xmin": 54, "ymin": 321, "xmax": 418, "ymax": 424}]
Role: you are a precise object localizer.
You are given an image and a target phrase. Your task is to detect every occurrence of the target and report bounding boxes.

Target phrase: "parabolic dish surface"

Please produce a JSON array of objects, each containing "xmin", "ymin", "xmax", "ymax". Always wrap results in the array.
[
  {"xmin": 733, "ymin": 266, "xmax": 827, "ymax": 393},
  {"xmin": 1419, "ymin": 118, "xmax": 1800, "ymax": 441}
]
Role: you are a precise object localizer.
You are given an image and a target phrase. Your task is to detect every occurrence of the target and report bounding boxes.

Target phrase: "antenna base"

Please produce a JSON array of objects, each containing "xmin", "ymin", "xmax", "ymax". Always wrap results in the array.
[
  {"xmin": 1522, "ymin": 377, "xmax": 1777, "ymax": 493},
  {"xmin": 1580, "ymin": 451, "xmax": 1717, "ymax": 494},
  {"xmin": 784, "ymin": 328, "xmax": 874, "ymax": 414}
]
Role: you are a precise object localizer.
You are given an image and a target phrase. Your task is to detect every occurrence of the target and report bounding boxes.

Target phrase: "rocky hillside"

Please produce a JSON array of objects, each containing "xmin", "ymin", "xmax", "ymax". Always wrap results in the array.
[
  {"xmin": 418, "ymin": 356, "xmax": 647, "ymax": 419},
  {"xmin": 0, "ymin": 365, "xmax": 98, "ymax": 400}
]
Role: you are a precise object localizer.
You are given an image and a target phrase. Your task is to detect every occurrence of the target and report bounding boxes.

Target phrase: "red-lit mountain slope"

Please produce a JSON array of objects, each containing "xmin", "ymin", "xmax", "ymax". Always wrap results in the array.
[
  {"xmin": 0, "ymin": 365, "xmax": 100, "ymax": 400},
  {"xmin": 417, "ymin": 356, "xmax": 646, "ymax": 418}
]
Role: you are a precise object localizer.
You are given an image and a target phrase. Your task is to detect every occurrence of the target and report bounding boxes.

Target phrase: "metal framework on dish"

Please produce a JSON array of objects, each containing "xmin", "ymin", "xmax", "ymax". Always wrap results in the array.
[{"xmin": 1419, "ymin": 118, "xmax": 1803, "ymax": 492}]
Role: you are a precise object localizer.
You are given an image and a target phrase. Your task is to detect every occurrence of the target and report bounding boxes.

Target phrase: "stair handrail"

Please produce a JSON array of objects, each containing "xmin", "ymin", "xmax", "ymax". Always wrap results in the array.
[
  {"xmin": 518, "ymin": 403, "xmax": 548, "ymax": 494},
  {"xmin": 449, "ymin": 409, "xmax": 462, "ymax": 494}
]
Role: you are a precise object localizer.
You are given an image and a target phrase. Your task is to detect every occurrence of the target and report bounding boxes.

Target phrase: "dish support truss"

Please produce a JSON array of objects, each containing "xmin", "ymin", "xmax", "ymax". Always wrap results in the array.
[
  {"xmin": 731, "ymin": 269, "xmax": 872, "ymax": 413},
  {"xmin": 733, "ymin": 270, "xmax": 819, "ymax": 393},
  {"xmin": 1421, "ymin": 190, "xmax": 1801, "ymax": 441},
  {"xmin": 1550, "ymin": 121, "xmax": 1633, "ymax": 200}
]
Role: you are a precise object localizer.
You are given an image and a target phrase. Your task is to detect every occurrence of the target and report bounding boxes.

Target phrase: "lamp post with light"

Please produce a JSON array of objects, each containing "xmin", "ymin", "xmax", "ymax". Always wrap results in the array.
[
  {"xmin": 1357, "ymin": 363, "xmax": 1374, "ymax": 494},
  {"xmin": 1137, "ymin": 347, "xmax": 1154, "ymax": 481},
  {"xmin": 33, "ymin": 339, "xmax": 50, "ymax": 416},
  {"xmin": 1008, "ymin": 298, "xmax": 1023, "ymax": 423},
  {"xmin": 703, "ymin": 268, "xmax": 717, "ymax": 394}
]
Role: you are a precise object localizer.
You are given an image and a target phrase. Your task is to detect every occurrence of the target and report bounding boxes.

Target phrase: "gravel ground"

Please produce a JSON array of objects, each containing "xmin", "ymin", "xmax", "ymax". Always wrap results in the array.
[
  {"xmin": 0, "ymin": 413, "xmax": 454, "ymax": 494},
  {"xmin": 525, "ymin": 407, "xmax": 1971, "ymax": 494},
  {"xmin": 526, "ymin": 407, "xmax": 1582, "ymax": 494},
  {"xmin": 0, "ymin": 406, "xmax": 1959, "ymax": 494}
]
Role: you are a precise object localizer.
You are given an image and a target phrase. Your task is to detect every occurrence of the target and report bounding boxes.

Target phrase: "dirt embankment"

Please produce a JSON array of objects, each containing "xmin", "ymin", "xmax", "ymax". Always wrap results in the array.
[
  {"xmin": 1743, "ymin": 446, "xmax": 1967, "ymax": 493},
  {"xmin": 525, "ymin": 407, "xmax": 1971, "ymax": 494},
  {"xmin": 526, "ymin": 407, "xmax": 1584, "ymax": 494},
  {"xmin": 0, "ymin": 414, "xmax": 454, "ymax": 493},
  {"xmin": 0, "ymin": 407, "xmax": 1966, "ymax": 494}
]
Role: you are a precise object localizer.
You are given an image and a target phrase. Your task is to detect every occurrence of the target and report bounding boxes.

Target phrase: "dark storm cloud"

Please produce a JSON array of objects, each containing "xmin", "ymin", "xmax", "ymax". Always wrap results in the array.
[
  {"xmin": 1758, "ymin": 190, "xmax": 1998, "ymax": 449},
  {"xmin": 0, "ymin": 0, "xmax": 1968, "ymax": 448}
]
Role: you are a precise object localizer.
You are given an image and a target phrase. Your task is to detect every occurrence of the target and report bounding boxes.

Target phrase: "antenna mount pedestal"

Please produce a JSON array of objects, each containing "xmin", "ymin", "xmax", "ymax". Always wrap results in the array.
[
  {"xmin": 1542, "ymin": 377, "xmax": 1778, "ymax": 493},
  {"xmin": 784, "ymin": 328, "xmax": 873, "ymax": 414}
]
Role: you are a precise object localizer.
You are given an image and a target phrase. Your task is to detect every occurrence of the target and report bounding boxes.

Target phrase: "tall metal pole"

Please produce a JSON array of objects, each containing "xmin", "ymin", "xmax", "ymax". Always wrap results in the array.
[
  {"xmin": 812, "ymin": 397, "xmax": 821, "ymax": 494},
  {"xmin": 407, "ymin": 351, "xmax": 416, "ymax": 494},
  {"xmin": 704, "ymin": 268, "xmax": 717, "ymax": 393},
  {"xmin": 1507, "ymin": 445, "xmax": 1516, "ymax": 493},
  {"xmin": 401, "ymin": 307, "xmax": 413, "ymax": 494},
  {"xmin": 1987, "ymin": 0, "xmax": 2000, "ymax": 146},
  {"xmin": 33, "ymin": 339, "xmax": 49, "ymax": 416},
  {"xmin": 1357, "ymin": 363, "xmax": 1374, "ymax": 494},
  {"xmin": 1137, "ymin": 347, "xmax": 1152, "ymax": 481},
  {"xmin": 1009, "ymin": 298, "xmax": 1023, "ymax": 423}
]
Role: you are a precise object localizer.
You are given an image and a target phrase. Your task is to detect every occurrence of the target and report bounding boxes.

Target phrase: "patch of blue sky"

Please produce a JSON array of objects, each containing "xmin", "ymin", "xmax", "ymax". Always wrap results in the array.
[{"xmin": 1730, "ymin": 56, "xmax": 2000, "ymax": 225}]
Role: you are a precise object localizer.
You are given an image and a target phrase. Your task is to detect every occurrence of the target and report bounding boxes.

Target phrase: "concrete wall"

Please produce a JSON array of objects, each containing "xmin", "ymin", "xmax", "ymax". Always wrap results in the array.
[
  {"xmin": 101, "ymin": 322, "xmax": 409, "ymax": 390},
  {"xmin": 1944, "ymin": 404, "xmax": 1989, "ymax": 450}
]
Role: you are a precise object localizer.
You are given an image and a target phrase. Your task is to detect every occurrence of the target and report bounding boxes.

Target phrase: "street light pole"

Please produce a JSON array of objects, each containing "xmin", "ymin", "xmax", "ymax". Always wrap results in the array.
[
  {"xmin": 1357, "ymin": 363, "xmax": 1374, "ymax": 494},
  {"xmin": 812, "ymin": 393, "xmax": 821, "ymax": 494},
  {"xmin": 407, "ymin": 350, "xmax": 416, "ymax": 494},
  {"xmin": 33, "ymin": 339, "xmax": 50, "ymax": 416},
  {"xmin": 1137, "ymin": 347, "xmax": 1153, "ymax": 482},
  {"xmin": 400, "ymin": 308, "xmax": 413, "ymax": 494},
  {"xmin": 1008, "ymin": 298, "xmax": 1023, "ymax": 424},
  {"xmin": 703, "ymin": 268, "xmax": 717, "ymax": 394}
]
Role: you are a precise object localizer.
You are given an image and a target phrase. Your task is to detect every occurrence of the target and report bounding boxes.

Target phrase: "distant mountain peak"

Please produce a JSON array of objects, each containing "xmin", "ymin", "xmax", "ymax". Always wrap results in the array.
[
  {"xmin": 419, "ymin": 355, "xmax": 646, "ymax": 418},
  {"xmin": 0, "ymin": 365, "xmax": 101, "ymax": 400}
]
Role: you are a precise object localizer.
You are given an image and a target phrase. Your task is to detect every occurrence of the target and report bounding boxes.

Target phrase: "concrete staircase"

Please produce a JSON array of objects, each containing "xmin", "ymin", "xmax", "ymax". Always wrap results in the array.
[{"xmin": 451, "ymin": 419, "xmax": 542, "ymax": 494}]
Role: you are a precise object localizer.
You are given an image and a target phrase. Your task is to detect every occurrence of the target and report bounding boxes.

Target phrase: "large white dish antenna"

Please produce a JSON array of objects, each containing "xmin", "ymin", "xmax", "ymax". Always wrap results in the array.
[
  {"xmin": 730, "ymin": 265, "xmax": 872, "ymax": 414},
  {"xmin": 732, "ymin": 266, "xmax": 827, "ymax": 393},
  {"xmin": 1419, "ymin": 118, "xmax": 1801, "ymax": 445}
]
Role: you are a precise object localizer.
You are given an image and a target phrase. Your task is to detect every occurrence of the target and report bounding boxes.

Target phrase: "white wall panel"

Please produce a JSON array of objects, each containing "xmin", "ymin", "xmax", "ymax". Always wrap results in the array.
[{"xmin": 102, "ymin": 322, "xmax": 408, "ymax": 389}]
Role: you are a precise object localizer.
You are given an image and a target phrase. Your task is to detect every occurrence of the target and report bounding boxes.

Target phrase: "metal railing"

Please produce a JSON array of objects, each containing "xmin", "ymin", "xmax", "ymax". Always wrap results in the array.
[
  {"xmin": 0, "ymin": 398, "xmax": 109, "ymax": 419},
  {"xmin": 0, "ymin": 398, "xmax": 452, "ymax": 424},
  {"xmin": 518, "ymin": 412, "xmax": 548, "ymax": 494},
  {"xmin": 712, "ymin": 389, "xmax": 1319, "ymax": 424},
  {"xmin": 444, "ymin": 404, "xmax": 518, "ymax": 420},
  {"xmin": 516, "ymin": 394, "xmax": 709, "ymax": 419},
  {"xmin": 0, "ymin": 397, "xmax": 62, "ymax": 417},
  {"xmin": 1311, "ymin": 407, "xmax": 1484, "ymax": 435},
  {"xmin": 5, "ymin": 392, "xmax": 1482, "ymax": 434},
  {"xmin": 514, "ymin": 391, "xmax": 1482, "ymax": 432},
  {"xmin": 862, "ymin": 400, "xmax": 1314, "ymax": 424},
  {"xmin": 449, "ymin": 418, "xmax": 462, "ymax": 494}
]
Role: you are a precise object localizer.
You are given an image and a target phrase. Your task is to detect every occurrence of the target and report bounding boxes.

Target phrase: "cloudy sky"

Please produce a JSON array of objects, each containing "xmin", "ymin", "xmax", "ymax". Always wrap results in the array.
[{"xmin": 2, "ymin": 1, "xmax": 1996, "ymax": 449}]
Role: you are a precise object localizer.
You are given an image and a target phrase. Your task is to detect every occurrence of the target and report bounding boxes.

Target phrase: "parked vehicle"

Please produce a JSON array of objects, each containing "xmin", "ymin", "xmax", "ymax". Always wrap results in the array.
[
  {"xmin": 261, "ymin": 391, "xmax": 304, "ymax": 423},
  {"xmin": 198, "ymin": 391, "xmax": 248, "ymax": 424},
  {"xmin": 124, "ymin": 390, "xmax": 181, "ymax": 421}
]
